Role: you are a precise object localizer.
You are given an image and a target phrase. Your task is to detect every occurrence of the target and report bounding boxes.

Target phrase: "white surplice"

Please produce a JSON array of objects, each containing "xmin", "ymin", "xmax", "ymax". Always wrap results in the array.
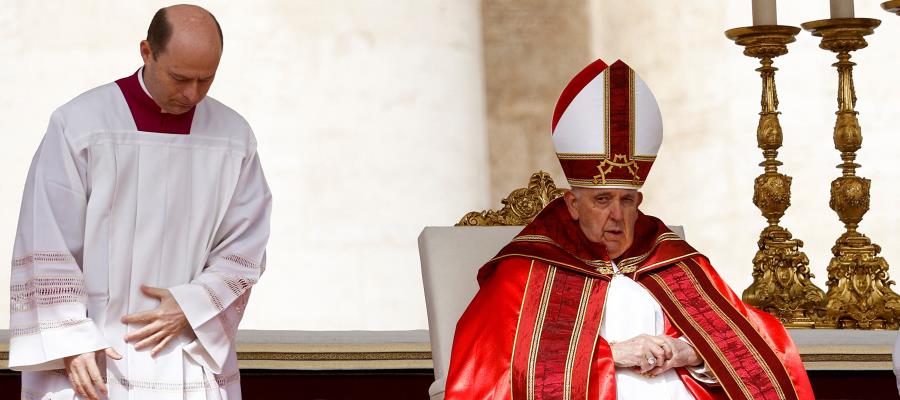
[
  {"xmin": 600, "ymin": 262, "xmax": 696, "ymax": 399},
  {"xmin": 10, "ymin": 71, "xmax": 271, "ymax": 399}
]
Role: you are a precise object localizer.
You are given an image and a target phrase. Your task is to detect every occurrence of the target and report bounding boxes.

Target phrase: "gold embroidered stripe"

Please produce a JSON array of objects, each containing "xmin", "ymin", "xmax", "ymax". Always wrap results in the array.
[
  {"xmin": 647, "ymin": 271, "xmax": 755, "ymax": 399},
  {"xmin": 618, "ymin": 233, "xmax": 683, "ymax": 270},
  {"xmin": 490, "ymin": 253, "xmax": 616, "ymax": 279},
  {"xmin": 527, "ymin": 266, "xmax": 557, "ymax": 400},
  {"xmin": 566, "ymin": 179, "xmax": 643, "ymax": 189},
  {"xmin": 510, "ymin": 260, "xmax": 535, "ymax": 400},
  {"xmin": 679, "ymin": 262, "xmax": 788, "ymax": 399},
  {"xmin": 586, "ymin": 282, "xmax": 611, "ymax": 400},
  {"xmin": 510, "ymin": 236, "xmax": 611, "ymax": 269},
  {"xmin": 629, "ymin": 68, "xmax": 635, "ymax": 158},
  {"xmin": 634, "ymin": 252, "xmax": 700, "ymax": 275},
  {"xmin": 556, "ymin": 154, "xmax": 658, "ymax": 161},
  {"xmin": 563, "ymin": 278, "xmax": 593, "ymax": 399},
  {"xmin": 556, "ymin": 153, "xmax": 607, "ymax": 160},
  {"xmin": 604, "ymin": 69, "xmax": 611, "ymax": 156}
]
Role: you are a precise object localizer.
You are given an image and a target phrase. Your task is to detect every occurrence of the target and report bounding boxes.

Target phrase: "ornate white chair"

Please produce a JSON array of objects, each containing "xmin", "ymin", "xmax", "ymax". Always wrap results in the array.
[
  {"xmin": 418, "ymin": 172, "xmax": 683, "ymax": 399},
  {"xmin": 418, "ymin": 225, "xmax": 521, "ymax": 400}
]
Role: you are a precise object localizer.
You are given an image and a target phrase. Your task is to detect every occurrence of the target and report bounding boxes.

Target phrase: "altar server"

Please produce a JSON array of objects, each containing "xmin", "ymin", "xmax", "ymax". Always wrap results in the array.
[{"xmin": 9, "ymin": 5, "xmax": 271, "ymax": 399}]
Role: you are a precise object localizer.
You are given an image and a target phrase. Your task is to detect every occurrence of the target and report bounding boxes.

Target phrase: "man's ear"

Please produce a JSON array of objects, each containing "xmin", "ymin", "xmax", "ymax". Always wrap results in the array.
[
  {"xmin": 636, "ymin": 191, "xmax": 643, "ymax": 208},
  {"xmin": 140, "ymin": 40, "xmax": 153, "ymax": 65},
  {"xmin": 563, "ymin": 190, "xmax": 580, "ymax": 220}
]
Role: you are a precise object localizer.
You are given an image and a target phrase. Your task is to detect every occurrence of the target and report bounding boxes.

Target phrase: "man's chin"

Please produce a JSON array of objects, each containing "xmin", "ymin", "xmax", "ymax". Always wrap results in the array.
[
  {"xmin": 603, "ymin": 237, "xmax": 631, "ymax": 257},
  {"xmin": 603, "ymin": 233, "xmax": 624, "ymax": 244},
  {"xmin": 165, "ymin": 106, "xmax": 192, "ymax": 115}
]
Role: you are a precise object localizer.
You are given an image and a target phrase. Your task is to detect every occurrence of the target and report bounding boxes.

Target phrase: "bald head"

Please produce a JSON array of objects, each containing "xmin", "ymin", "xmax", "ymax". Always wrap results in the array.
[
  {"xmin": 147, "ymin": 4, "xmax": 223, "ymax": 59},
  {"xmin": 140, "ymin": 5, "xmax": 223, "ymax": 114}
]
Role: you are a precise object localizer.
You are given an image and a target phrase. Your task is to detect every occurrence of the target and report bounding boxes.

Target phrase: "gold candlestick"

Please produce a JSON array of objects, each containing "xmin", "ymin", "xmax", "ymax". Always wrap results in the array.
[
  {"xmin": 883, "ymin": 1, "xmax": 900, "ymax": 16},
  {"xmin": 802, "ymin": 17, "xmax": 900, "ymax": 329},
  {"xmin": 725, "ymin": 26, "xmax": 825, "ymax": 327}
]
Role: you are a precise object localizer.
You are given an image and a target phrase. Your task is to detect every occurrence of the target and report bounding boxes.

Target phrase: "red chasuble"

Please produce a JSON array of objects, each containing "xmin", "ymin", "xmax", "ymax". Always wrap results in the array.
[{"xmin": 444, "ymin": 199, "xmax": 813, "ymax": 399}]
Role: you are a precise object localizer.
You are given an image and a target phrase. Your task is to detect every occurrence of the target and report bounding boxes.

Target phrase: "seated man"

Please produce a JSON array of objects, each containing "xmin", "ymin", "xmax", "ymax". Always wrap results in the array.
[{"xmin": 444, "ymin": 59, "xmax": 813, "ymax": 399}]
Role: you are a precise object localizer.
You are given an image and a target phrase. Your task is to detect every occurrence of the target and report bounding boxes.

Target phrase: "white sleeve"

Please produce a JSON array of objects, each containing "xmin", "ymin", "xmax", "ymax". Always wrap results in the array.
[
  {"xmin": 9, "ymin": 112, "xmax": 108, "ymax": 371},
  {"xmin": 168, "ymin": 148, "xmax": 272, "ymax": 374},
  {"xmin": 678, "ymin": 336, "xmax": 718, "ymax": 385}
]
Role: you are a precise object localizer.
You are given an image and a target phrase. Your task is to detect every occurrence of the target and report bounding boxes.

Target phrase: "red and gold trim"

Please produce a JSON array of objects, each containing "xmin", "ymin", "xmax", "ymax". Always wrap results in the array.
[
  {"xmin": 569, "ymin": 278, "xmax": 609, "ymax": 400},
  {"xmin": 510, "ymin": 263, "xmax": 551, "ymax": 399},
  {"xmin": 562, "ymin": 278, "xmax": 593, "ymax": 399},
  {"xmin": 552, "ymin": 58, "xmax": 662, "ymax": 189},
  {"xmin": 553, "ymin": 60, "xmax": 658, "ymax": 188},
  {"xmin": 559, "ymin": 159, "xmax": 653, "ymax": 188},
  {"xmin": 639, "ymin": 259, "xmax": 799, "ymax": 400},
  {"xmin": 552, "ymin": 59, "xmax": 609, "ymax": 132},
  {"xmin": 481, "ymin": 198, "xmax": 696, "ymax": 282},
  {"xmin": 510, "ymin": 262, "xmax": 611, "ymax": 400},
  {"xmin": 606, "ymin": 60, "xmax": 632, "ymax": 168},
  {"xmin": 463, "ymin": 193, "xmax": 806, "ymax": 399}
]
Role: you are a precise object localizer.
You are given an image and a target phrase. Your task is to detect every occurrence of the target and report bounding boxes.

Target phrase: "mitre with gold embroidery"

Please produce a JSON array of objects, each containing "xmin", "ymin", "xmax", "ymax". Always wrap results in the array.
[{"xmin": 551, "ymin": 58, "xmax": 663, "ymax": 189}]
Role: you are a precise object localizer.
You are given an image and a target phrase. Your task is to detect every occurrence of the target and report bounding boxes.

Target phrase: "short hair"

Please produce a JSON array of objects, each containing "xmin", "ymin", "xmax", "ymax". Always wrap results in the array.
[{"xmin": 146, "ymin": 7, "xmax": 224, "ymax": 59}]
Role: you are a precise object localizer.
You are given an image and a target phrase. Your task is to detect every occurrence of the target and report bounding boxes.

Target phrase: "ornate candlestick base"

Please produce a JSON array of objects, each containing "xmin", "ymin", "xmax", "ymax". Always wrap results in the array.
[
  {"xmin": 802, "ymin": 18, "xmax": 900, "ymax": 329},
  {"xmin": 883, "ymin": 1, "xmax": 900, "ymax": 16},
  {"xmin": 744, "ymin": 226, "xmax": 824, "ymax": 327},
  {"xmin": 725, "ymin": 26, "xmax": 825, "ymax": 327},
  {"xmin": 825, "ymin": 233, "xmax": 900, "ymax": 329}
]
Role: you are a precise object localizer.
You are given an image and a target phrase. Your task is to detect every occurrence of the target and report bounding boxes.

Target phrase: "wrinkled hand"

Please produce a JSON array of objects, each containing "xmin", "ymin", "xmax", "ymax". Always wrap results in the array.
[
  {"xmin": 610, "ymin": 334, "xmax": 701, "ymax": 376},
  {"xmin": 122, "ymin": 285, "xmax": 190, "ymax": 356},
  {"xmin": 64, "ymin": 348, "xmax": 122, "ymax": 400}
]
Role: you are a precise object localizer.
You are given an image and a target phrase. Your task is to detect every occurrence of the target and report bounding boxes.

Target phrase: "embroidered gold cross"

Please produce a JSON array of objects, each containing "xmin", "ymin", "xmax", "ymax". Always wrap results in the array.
[{"xmin": 592, "ymin": 154, "xmax": 640, "ymax": 185}]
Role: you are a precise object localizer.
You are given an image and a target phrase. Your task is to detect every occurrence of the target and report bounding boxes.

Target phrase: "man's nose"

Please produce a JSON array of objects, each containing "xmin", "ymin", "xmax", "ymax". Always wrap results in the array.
[
  {"xmin": 609, "ymin": 202, "xmax": 623, "ymax": 220},
  {"xmin": 183, "ymin": 81, "xmax": 200, "ymax": 103}
]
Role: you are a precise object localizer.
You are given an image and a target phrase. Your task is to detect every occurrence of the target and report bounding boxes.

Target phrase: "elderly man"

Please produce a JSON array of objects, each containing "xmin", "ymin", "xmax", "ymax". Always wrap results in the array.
[
  {"xmin": 9, "ymin": 5, "xmax": 270, "ymax": 400},
  {"xmin": 445, "ymin": 59, "xmax": 812, "ymax": 399}
]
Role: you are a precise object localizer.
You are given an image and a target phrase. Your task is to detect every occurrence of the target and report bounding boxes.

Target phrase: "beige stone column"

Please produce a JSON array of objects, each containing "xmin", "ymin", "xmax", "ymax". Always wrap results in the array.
[{"xmin": 481, "ymin": 0, "xmax": 593, "ymax": 200}]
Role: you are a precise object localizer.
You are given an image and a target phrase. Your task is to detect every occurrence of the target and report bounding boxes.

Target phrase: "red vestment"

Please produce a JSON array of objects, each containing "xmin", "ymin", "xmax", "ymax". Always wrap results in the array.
[{"xmin": 445, "ymin": 199, "xmax": 813, "ymax": 399}]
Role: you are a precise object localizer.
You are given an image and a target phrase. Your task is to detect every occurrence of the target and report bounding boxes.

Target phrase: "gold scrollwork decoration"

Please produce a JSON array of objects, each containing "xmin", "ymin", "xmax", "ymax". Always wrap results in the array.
[
  {"xmin": 825, "ymin": 233, "xmax": 900, "ymax": 329},
  {"xmin": 744, "ymin": 227, "xmax": 825, "ymax": 327},
  {"xmin": 457, "ymin": 171, "xmax": 566, "ymax": 226}
]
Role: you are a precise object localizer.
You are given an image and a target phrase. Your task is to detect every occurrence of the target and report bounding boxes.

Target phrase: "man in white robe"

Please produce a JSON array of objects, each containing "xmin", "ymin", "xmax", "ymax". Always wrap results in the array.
[{"xmin": 9, "ymin": 5, "xmax": 271, "ymax": 400}]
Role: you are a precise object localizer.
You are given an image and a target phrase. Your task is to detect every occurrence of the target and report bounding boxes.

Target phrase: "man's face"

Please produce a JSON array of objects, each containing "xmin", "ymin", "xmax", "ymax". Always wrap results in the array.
[
  {"xmin": 563, "ymin": 187, "xmax": 642, "ymax": 259},
  {"xmin": 140, "ymin": 39, "xmax": 220, "ymax": 115}
]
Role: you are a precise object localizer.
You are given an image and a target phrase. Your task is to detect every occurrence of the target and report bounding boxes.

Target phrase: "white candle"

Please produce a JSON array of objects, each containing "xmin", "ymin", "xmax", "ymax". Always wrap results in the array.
[
  {"xmin": 830, "ymin": 0, "xmax": 855, "ymax": 18},
  {"xmin": 752, "ymin": 0, "xmax": 777, "ymax": 25}
]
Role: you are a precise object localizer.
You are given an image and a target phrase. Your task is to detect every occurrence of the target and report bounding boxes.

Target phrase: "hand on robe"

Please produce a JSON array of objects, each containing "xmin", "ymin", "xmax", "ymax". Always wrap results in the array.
[
  {"xmin": 610, "ymin": 334, "xmax": 701, "ymax": 375},
  {"xmin": 122, "ymin": 285, "xmax": 192, "ymax": 356},
  {"xmin": 64, "ymin": 348, "xmax": 123, "ymax": 400}
]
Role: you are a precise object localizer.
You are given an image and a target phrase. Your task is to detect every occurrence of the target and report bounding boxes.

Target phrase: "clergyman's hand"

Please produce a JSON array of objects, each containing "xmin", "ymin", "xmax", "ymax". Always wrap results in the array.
[
  {"xmin": 644, "ymin": 336, "xmax": 702, "ymax": 376},
  {"xmin": 122, "ymin": 285, "xmax": 190, "ymax": 356},
  {"xmin": 64, "ymin": 348, "xmax": 122, "ymax": 400},
  {"xmin": 609, "ymin": 334, "xmax": 673, "ymax": 373}
]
